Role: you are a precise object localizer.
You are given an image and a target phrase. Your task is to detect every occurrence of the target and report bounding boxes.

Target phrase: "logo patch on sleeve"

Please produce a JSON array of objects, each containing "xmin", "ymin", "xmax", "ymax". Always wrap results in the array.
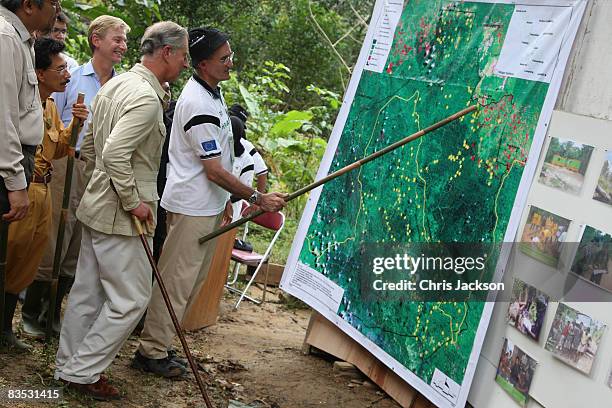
[{"xmin": 201, "ymin": 140, "xmax": 218, "ymax": 152}]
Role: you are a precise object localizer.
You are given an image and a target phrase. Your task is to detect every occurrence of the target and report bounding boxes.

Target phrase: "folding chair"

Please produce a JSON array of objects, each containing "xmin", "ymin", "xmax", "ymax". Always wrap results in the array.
[{"xmin": 225, "ymin": 202, "xmax": 285, "ymax": 309}]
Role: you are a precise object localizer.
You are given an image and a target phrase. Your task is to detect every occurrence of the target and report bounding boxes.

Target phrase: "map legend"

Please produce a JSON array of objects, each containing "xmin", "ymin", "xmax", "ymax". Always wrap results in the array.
[{"xmin": 365, "ymin": 0, "xmax": 403, "ymax": 73}]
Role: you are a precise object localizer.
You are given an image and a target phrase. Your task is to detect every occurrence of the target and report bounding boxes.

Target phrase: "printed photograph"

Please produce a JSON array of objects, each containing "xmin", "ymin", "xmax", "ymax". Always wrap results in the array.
[
  {"xmin": 520, "ymin": 206, "xmax": 570, "ymax": 267},
  {"xmin": 495, "ymin": 338, "xmax": 537, "ymax": 407},
  {"xmin": 545, "ymin": 303, "xmax": 607, "ymax": 375},
  {"xmin": 571, "ymin": 225, "xmax": 612, "ymax": 293},
  {"xmin": 538, "ymin": 137, "xmax": 594, "ymax": 195},
  {"xmin": 593, "ymin": 151, "xmax": 612, "ymax": 206},
  {"xmin": 507, "ymin": 279, "xmax": 549, "ymax": 341}
]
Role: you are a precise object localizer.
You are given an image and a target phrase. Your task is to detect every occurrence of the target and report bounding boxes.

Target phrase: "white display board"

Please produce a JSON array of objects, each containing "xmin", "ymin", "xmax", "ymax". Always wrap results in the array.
[{"xmin": 470, "ymin": 110, "xmax": 612, "ymax": 408}]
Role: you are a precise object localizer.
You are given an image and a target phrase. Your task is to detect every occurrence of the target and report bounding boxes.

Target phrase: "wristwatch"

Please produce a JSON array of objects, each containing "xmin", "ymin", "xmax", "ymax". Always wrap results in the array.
[{"xmin": 248, "ymin": 190, "xmax": 261, "ymax": 204}]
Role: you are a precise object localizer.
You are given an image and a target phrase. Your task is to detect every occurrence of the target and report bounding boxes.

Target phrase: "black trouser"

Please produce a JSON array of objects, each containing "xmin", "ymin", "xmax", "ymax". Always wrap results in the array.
[
  {"xmin": 0, "ymin": 144, "xmax": 36, "ymax": 214},
  {"xmin": 153, "ymin": 206, "xmax": 167, "ymax": 263}
]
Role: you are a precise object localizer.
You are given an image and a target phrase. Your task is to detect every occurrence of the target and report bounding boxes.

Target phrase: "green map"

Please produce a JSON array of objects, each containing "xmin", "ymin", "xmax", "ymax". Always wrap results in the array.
[{"xmin": 283, "ymin": 0, "xmax": 584, "ymax": 406}]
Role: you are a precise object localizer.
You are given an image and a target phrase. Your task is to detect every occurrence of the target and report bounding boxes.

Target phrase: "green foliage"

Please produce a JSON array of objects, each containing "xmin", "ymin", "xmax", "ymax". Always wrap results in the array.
[
  {"xmin": 58, "ymin": 0, "xmax": 368, "ymax": 263},
  {"xmin": 61, "ymin": 0, "xmax": 163, "ymax": 70},
  {"xmin": 223, "ymin": 61, "xmax": 336, "ymax": 227},
  {"xmin": 158, "ymin": 0, "xmax": 372, "ymax": 107}
]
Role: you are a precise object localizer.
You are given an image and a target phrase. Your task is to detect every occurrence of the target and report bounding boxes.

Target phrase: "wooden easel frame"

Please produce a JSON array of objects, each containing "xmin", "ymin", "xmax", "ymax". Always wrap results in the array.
[{"xmin": 302, "ymin": 311, "xmax": 437, "ymax": 408}]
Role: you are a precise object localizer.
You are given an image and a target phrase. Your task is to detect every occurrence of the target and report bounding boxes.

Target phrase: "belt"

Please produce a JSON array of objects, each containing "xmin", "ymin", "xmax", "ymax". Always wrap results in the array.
[
  {"xmin": 21, "ymin": 144, "xmax": 37, "ymax": 155},
  {"xmin": 32, "ymin": 172, "xmax": 52, "ymax": 184}
]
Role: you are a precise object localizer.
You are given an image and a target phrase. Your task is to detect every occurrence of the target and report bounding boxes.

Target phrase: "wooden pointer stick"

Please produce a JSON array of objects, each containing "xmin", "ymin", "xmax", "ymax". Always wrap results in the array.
[{"xmin": 198, "ymin": 105, "xmax": 478, "ymax": 245}]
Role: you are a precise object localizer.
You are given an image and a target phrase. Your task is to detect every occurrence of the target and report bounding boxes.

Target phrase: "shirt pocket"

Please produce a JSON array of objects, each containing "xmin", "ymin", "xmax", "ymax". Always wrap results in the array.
[
  {"xmin": 158, "ymin": 120, "xmax": 167, "ymax": 138},
  {"xmin": 155, "ymin": 119, "xmax": 166, "ymax": 156},
  {"xmin": 135, "ymin": 179, "xmax": 159, "ymax": 203},
  {"xmin": 24, "ymin": 70, "xmax": 39, "ymax": 111}
]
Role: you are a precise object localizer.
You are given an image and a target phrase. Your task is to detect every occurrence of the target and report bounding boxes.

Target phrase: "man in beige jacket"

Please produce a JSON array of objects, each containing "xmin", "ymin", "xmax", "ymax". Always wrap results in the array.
[
  {"xmin": 54, "ymin": 21, "xmax": 189, "ymax": 401},
  {"xmin": 0, "ymin": 0, "xmax": 58, "ymax": 350}
]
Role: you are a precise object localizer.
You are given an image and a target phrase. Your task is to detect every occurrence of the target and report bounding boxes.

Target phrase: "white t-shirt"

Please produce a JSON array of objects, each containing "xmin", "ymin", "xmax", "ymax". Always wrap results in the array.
[
  {"xmin": 231, "ymin": 148, "xmax": 255, "ymax": 221},
  {"xmin": 240, "ymin": 139, "xmax": 268, "ymax": 176},
  {"xmin": 161, "ymin": 76, "xmax": 233, "ymax": 216}
]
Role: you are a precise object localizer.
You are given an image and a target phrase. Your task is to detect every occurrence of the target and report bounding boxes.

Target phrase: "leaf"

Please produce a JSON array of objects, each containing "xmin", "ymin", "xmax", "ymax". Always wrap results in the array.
[
  {"xmin": 238, "ymin": 85, "xmax": 261, "ymax": 117},
  {"xmin": 270, "ymin": 110, "xmax": 313, "ymax": 137},
  {"xmin": 275, "ymin": 138, "xmax": 303, "ymax": 149}
]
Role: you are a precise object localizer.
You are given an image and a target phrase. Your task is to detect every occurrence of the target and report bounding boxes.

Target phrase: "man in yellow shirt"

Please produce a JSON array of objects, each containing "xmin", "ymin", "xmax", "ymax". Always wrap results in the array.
[{"xmin": 2, "ymin": 38, "xmax": 87, "ymax": 351}]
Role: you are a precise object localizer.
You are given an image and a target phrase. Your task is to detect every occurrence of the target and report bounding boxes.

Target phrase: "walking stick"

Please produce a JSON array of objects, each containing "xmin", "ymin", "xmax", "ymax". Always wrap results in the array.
[
  {"xmin": 0, "ymin": 221, "xmax": 8, "ymax": 334},
  {"xmin": 46, "ymin": 92, "xmax": 85, "ymax": 341},
  {"xmin": 132, "ymin": 216, "xmax": 214, "ymax": 408},
  {"xmin": 199, "ymin": 105, "xmax": 478, "ymax": 245}
]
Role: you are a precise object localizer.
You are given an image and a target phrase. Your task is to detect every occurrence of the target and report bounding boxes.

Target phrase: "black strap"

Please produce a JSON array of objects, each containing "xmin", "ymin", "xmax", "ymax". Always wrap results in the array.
[
  {"xmin": 183, "ymin": 114, "xmax": 220, "ymax": 133},
  {"xmin": 240, "ymin": 164, "xmax": 255, "ymax": 176},
  {"xmin": 200, "ymin": 152, "xmax": 221, "ymax": 160}
]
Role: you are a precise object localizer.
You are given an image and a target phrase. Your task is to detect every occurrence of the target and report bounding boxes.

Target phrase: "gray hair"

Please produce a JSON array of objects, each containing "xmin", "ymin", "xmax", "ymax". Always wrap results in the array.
[
  {"xmin": 0, "ymin": 0, "xmax": 44, "ymax": 12},
  {"xmin": 140, "ymin": 21, "xmax": 187, "ymax": 56}
]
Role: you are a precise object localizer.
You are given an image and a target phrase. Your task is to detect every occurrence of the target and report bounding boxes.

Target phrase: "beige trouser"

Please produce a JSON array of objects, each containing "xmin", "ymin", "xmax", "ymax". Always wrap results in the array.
[
  {"xmin": 55, "ymin": 226, "xmax": 152, "ymax": 384},
  {"xmin": 5, "ymin": 182, "xmax": 52, "ymax": 294},
  {"xmin": 36, "ymin": 157, "xmax": 86, "ymax": 281},
  {"xmin": 138, "ymin": 211, "xmax": 222, "ymax": 359}
]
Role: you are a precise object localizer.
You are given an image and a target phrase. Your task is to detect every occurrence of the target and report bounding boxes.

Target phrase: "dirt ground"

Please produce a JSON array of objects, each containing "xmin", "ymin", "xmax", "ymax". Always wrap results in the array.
[{"xmin": 0, "ymin": 288, "xmax": 401, "ymax": 408}]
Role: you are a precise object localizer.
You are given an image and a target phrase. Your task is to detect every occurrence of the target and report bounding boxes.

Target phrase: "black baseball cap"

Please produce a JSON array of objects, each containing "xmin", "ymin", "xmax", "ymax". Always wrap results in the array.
[
  {"xmin": 228, "ymin": 104, "xmax": 249, "ymax": 124},
  {"xmin": 189, "ymin": 27, "xmax": 230, "ymax": 66}
]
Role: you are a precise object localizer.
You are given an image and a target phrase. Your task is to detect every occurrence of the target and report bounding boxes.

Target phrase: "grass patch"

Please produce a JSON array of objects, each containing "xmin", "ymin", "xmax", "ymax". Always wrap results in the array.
[
  {"xmin": 495, "ymin": 375, "xmax": 527, "ymax": 406},
  {"xmin": 519, "ymin": 243, "xmax": 558, "ymax": 267}
]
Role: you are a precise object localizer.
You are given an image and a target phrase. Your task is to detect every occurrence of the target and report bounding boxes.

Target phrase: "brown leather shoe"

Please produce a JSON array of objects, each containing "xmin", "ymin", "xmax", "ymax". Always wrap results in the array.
[{"xmin": 66, "ymin": 377, "xmax": 120, "ymax": 401}]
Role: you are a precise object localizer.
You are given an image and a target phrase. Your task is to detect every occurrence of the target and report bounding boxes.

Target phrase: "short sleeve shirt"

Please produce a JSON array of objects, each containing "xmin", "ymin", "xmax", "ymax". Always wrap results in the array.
[
  {"xmin": 161, "ymin": 76, "xmax": 233, "ymax": 216},
  {"xmin": 240, "ymin": 139, "xmax": 268, "ymax": 176}
]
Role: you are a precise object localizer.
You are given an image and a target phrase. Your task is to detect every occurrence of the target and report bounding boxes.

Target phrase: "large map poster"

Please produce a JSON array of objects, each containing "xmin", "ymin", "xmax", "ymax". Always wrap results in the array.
[{"xmin": 281, "ymin": 1, "xmax": 586, "ymax": 407}]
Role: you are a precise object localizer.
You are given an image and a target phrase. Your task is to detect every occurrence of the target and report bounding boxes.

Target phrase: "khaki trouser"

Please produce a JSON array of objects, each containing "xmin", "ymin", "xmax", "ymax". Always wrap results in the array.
[
  {"xmin": 36, "ymin": 157, "xmax": 86, "ymax": 281},
  {"xmin": 5, "ymin": 182, "xmax": 52, "ymax": 294},
  {"xmin": 55, "ymin": 226, "xmax": 151, "ymax": 384},
  {"xmin": 138, "ymin": 211, "xmax": 222, "ymax": 359}
]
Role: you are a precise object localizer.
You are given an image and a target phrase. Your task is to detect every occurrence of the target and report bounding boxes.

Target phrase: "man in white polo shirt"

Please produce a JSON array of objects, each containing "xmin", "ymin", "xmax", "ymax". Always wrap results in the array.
[{"xmin": 133, "ymin": 27, "xmax": 286, "ymax": 377}]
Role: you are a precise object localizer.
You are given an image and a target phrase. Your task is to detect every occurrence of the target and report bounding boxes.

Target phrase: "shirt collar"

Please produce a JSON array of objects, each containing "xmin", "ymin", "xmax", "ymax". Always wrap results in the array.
[
  {"xmin": 130, "ymin": 63, "xmax": 169, "ymax": 104},
  {"xmin": 82, "ymin": 59, "xmax": 117, "ymax": 78},
  {"xmin": 0, "ymin": 5, "xmax": 32, "ymax": 43},
  {"xmin": 82, "ymin": 60, "xmax": 95, "ymax": 76},
  {"xmin": 192, "ymin": 74, "xmax": 221, "ymax": 99}
]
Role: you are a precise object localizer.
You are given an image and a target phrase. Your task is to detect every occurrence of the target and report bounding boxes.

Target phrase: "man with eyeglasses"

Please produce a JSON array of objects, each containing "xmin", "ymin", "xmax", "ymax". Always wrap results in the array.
[
  {"xmin": 45, "ymin": 12, "xmax": 77, "ymax": 71},
  {"xmin": 0, "ymin": 0, "xmax": 59, "ymax": 350},
  {"xmin": 133, "ymin": 27, "xmax": 286, "ymax": 378},
  {"xmin": 3, "ymin": 38, "xmax": 87, "ymax": 350}
]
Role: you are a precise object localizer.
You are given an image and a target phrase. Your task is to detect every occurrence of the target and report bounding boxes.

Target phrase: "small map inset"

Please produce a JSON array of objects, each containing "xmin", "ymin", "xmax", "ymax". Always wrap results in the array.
[{"xmin": 495, "ymin": 5, "xmax": 573, "ymax": 82}]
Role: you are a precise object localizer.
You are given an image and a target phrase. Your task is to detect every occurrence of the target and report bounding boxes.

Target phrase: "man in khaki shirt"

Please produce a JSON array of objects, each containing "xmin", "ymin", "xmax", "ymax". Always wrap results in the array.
[
  {"xmin": 54, "ymin": 21, "xmax": 189, "ymax": 401},
  {"xmin": 0, "ymin": 0, "xmax": 58, "ymax": 350},
  {"xmin": 0, "ymin": 0, "xmax": 57, "ymax": 219}
]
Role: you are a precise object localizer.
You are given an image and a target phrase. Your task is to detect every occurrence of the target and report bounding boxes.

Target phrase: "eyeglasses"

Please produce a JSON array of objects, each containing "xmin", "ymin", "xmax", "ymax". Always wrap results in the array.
[
  {"xmin": 47, "ymin": 63, "xmax": 68, "ymax": 74},
  {"xmin": 220, "ymin": 51, "xmax": 234, "ymax": 65}
]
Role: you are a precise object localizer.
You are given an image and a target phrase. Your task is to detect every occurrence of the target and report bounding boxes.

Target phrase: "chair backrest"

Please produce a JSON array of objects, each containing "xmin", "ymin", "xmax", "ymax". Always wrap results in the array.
[
  {"xmin": 241, "ymin": 204, "xmax": 285, "ymax": 231},
  {"xmin": 252, "ymin": 211, "xmax": 284, "ymax": 231}
]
